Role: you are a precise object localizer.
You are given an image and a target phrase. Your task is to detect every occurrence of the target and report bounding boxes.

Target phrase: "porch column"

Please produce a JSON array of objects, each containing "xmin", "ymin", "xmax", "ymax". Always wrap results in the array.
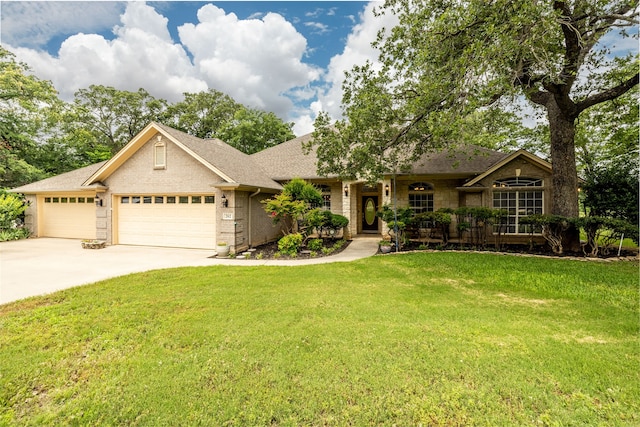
[
  {"xmin": 342, "ymin": 181, "xmax": 356, "ymax": 238},
  {"xmin": 381, "ymin": 178, "xmax": 393, "ymax": 236}
]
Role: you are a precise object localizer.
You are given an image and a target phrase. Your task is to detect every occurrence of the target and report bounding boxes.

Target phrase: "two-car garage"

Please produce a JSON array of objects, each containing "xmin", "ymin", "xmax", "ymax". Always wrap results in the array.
[{"xmin": 116, "ymin": 194, "xmax": 216, "ymax": 249}]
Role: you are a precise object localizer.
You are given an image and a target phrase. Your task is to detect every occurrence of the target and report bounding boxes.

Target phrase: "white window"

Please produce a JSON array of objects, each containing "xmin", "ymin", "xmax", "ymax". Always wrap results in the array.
[
  {"xmin": 408, "ymin": 182, "xmax": 434, "ymax": 214},
  {"xmin": 318, "ymin": 185, "xmax": 331, "ymax": 210},
  {"xmin": 154, "ymin": 142, "xmax": 166, "ymax": 169},
  {"xmin": 492, "ymin": 178, "xmax": 543, "ymax": 234}
]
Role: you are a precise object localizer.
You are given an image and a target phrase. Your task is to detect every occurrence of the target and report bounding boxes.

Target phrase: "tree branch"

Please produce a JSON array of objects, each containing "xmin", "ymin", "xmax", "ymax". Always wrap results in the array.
[{"xmin": 576, "ymin": 73, "xmax": 639, "ymax": 113}]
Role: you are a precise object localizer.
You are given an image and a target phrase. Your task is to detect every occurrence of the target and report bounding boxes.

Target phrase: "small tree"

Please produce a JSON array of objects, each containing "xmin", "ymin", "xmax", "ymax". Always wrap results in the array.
[
  {"xmin": 377, "ymin": 205, "xmax": 413, "ymax": 247},
  {"xmin": 521, "ymin": 214, "xmax": 574, "ymax": 255},
  {"xmin": 262, "ymin": 178, "xmax": 323, "ymax": 238}
]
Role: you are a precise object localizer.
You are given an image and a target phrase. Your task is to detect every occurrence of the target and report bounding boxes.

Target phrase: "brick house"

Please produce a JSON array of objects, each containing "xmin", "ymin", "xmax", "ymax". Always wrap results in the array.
[{"xmin": 12, "ymin": 122, "xmax": 553, "ymax": 252}]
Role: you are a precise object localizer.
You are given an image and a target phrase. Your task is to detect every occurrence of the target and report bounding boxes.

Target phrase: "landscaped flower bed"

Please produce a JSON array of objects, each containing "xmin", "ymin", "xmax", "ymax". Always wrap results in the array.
[{"xmin": 241, "ymin": 238, "xmax": 350, "ymax": 260}]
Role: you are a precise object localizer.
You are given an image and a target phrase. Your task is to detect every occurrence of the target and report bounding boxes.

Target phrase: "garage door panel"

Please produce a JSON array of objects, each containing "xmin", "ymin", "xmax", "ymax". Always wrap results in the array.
[
  {"xmin": 41, "ymin": 196, "xmax": 96, "ymax": 239},
  {"xmin": 118, "ymin": 196, "xmax": 216, "ymax": 249}
]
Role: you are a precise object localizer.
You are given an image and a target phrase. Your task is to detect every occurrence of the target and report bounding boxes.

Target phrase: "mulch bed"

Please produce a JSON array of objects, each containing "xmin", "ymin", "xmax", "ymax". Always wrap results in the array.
[{"xmin": 234, "ymin": 238, "xmax": 351, "ymax": 260}]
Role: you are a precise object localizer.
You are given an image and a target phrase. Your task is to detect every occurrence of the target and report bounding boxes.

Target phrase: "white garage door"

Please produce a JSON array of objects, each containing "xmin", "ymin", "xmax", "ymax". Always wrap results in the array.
[
  {"xmin": 117, "ymin": 195, "xmax": 216, "ymax": 249},
  {"xmin": 41, "ymin": 195, "xmax": 97, "ymax": 239}
]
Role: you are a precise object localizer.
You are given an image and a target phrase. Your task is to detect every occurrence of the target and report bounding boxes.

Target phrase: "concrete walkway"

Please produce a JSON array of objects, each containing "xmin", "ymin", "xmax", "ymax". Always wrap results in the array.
[{"xmin": 0, "ymin": 236, "xmax": 380, "ymax": 305}]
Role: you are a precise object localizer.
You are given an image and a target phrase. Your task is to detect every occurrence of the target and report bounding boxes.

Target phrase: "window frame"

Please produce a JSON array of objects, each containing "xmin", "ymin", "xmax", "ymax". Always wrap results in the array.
[
  {"xmin": 492, "ymin": 177, "xmax": 544, "ymax": 234},
  {"xmin": 154, "ymin": 141, "xmax": 166, "ymax": 169},
  {"xmin": 408, "ymin": 182, "xmax": 434, "ymax": 215}
]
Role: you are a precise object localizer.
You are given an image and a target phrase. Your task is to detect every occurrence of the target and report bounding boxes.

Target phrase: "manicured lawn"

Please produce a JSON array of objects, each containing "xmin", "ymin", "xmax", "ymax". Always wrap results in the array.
[{"xmin": 0, "ymin": 253, "xmax": 638, "ymax": 426}]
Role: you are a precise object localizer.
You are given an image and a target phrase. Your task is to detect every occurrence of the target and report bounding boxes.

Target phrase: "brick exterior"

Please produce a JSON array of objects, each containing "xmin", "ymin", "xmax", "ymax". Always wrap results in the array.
[{"xmin": 15, "ymin": 124, "xmax": 554, "ymax": 249}]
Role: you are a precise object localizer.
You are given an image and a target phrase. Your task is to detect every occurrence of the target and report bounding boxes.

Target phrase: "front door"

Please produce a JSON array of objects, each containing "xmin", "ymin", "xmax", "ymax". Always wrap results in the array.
[{"xmin": 362, "ymin": 196, "xmax": 379, "ymax": 232}]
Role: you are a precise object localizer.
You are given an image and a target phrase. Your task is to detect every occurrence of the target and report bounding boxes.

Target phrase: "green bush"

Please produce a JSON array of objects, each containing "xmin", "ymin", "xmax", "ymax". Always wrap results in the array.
[
  {"xmin": 0, "ymin": 228, "xmax": 30, "ymax": 242},
  {"xmin": 330, "ymin": 214, "xmax": 349, "ymax": 230},
  {"xmin": 333, "ymin": 239, "xmax": 346, "ymax": 250},
  {"xmin": 278, "ymin": 233, "xmax": 304, "ymax": 256},
  {"xmin": 307, "ymin": 238, "xmax": 324, "ymax": 252},
  {"xmin": 520, "ymin": 214, "xmax": 574, "ymax": 254},
  {"xmin": 306, "ymin": 209, "xmax": 349, "ymax": 237},
  {"xmin": 0, "ymin": 192, "xmax": 30, "ymax": 241},
  {"xmin": 0, "ymin": 192, "xmax": 27, "ymax": 231}
]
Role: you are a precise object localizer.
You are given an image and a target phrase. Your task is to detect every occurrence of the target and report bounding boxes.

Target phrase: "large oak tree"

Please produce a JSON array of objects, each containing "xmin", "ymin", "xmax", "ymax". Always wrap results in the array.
[{"xmin": 311, "ymin": 0, "xmax": 638, "ymax": 247}]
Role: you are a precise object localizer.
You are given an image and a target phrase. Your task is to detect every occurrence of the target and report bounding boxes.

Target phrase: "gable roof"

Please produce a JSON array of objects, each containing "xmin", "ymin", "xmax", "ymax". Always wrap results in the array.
[
  {"xmin": 463, "ymin": 149, "xmax": 553, "ymax": 187},
  {"xmin": 11, "ymin": 161, "xmax": 108, "ymax": 194},
  {"xmin": 83, "ymin": 122, "xmax": 282, "ymax": 191}
]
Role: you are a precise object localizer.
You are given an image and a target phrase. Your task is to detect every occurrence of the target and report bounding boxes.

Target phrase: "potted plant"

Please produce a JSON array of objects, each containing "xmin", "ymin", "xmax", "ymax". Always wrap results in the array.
[
  {"xmin": 216, "ymin": 242, "xmax": 229, "ymax": 257},
  {"xmin": 379, "ymin": 240, "xmax": 393, "ymax": 254}
]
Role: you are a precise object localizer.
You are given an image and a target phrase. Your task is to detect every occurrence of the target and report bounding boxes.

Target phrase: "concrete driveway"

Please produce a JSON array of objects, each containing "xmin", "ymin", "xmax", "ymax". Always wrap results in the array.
[
  {"xmin": 0, "ymin": 237, "xmax": 380, "ymax": 305},
  {"xmin": 0, "ymin": 238, "xmax": 216, "ymax": 305}
]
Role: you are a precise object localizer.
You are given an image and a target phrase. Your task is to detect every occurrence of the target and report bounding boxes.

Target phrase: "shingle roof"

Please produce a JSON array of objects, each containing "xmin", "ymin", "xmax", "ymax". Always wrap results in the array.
[
  {"xmin": 405, "ymin": 146, "xmax": 510, "ymax": 175},
  {"xmin": 11, "ymin": 161, "xmax": 107, "ymax": 194},
  {"xmin": 251, "ymin": 133, "xmax": 326, "ymax": 180},
  {"xmin": 251, "ymin": 133, "xmax": 510, "ymax": 179},
  {"xmin": 11, "ymin": 123, "xmax": 516, "ymax": 195},
  {"xmin": 154, "ymin": 123, "xmax": 282, "ymax": 190}
]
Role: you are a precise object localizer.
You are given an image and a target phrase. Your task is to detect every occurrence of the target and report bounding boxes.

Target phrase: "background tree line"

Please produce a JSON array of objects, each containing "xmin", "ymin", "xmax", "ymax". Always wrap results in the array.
[{"xmin": 0, "ymin": 47, "xmax": 295, "ymax": 188}]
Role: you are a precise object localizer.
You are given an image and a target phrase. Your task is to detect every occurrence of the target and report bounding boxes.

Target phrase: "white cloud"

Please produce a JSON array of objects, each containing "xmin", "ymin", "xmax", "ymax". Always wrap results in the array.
[
  {"xmin": 8, "ymin": 2, "xmax": 206, "ymax": 101},
  {"xmin": 178, "ymin": 4, "xmax": 321, "ymax": 118},
  {"xmin": 0, "ymin": 2, "xmax": 124, "ymax": 48},
  {"xmin": 304, "ymin": 21, "xmax": 330, "ymax": 34},
  {"xmin": 4, "ymin": 1, "xmax": 391, "ymax": 136},
  {"xmin": 294, "ymin": 1, "xmax": 398, "ymax": 134}
]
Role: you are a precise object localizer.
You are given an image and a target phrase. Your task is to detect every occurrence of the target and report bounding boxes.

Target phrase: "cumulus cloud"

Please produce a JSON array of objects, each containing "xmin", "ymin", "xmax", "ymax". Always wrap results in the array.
[
  {"xmin": 178, "ymin": 4, "xmax": 321, "ymax": 118},
  {"xmin": 4, "ymin": 1, "xmax": 390, "ymax": 136},
  {"xmin": 292, "ymin": 2, "xmax": 398, "ymax": 134},
  {"xmin": 8, "ymin": 2, "xmax": 205, "ymax": 101}
]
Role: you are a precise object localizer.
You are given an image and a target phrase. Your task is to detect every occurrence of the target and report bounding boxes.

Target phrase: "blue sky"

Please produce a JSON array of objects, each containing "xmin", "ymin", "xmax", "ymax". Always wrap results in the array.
[
  {"xmin": 1, "ymin": 1, "xmax": 394, "ymax": 135},
  {"xmin": 1, "ymin": 2, "xmax": 636, "ymax": 135}
]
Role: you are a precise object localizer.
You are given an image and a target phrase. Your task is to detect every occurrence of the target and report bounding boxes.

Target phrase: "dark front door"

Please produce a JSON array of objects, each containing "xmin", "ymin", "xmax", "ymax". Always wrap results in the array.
[{"xmin": 362, "ymin": 196, "xmax": 379, "ymax": 232}]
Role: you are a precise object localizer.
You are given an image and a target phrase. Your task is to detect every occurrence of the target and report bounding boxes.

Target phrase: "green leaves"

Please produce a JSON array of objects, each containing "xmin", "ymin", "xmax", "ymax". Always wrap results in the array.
[{"xmin": 164, "ymin": 89, "xmax": 294, "ymax": 154}]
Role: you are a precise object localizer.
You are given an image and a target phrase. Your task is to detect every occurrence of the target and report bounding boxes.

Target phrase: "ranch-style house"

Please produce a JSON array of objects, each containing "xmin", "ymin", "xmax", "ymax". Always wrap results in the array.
[{"xmin": 12, "ymin": 122, "xmax": 553, "ymax": 252}]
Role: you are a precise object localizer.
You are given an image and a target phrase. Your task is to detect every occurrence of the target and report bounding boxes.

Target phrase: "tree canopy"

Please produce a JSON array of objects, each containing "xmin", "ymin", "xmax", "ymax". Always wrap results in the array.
[
  {"xmin": 0, "ymin": 45, "xmax": 295, "ymax": 188},
  {"xmin": 311, "ymin": 0, "xmax": 638, "ymax": 224},
  {"xmin": 0, "ymin": 48, "xmax": 60, "ymax": 187}
]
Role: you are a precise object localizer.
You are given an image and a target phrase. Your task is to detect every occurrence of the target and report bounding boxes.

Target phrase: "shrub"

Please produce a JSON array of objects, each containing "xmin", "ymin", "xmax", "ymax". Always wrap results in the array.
[
  {"xmin": 521, "ymin": 214, "xmax": 574, "ymax": 254},
  {"xmin": 582, "ymin": 164, "xmax": 639, "ymax": 225},
  {"xmin": 330, "ymin": 214, "xmax": 349, "ymax": 230},
  {"xmin": 278, "ymin": 233, "xmax": 304, "ymax": 256},
  {"xmin": 0, "ymin": 192, "xmax": 30, "ymax": 242},
  {"xmin": 307, "ymin": 238, "xmax": 324, "ymax": 252},
  {"xmin": 0, "ymin": 192, "xmax": 27, "ymax": 231},
  {"xmin": 0, "ymin": 228, "xmax": 30, "ymax": 242},
  {"xmin": 306, "ymin": 209, "xmax": 349, "ymax": 237}
]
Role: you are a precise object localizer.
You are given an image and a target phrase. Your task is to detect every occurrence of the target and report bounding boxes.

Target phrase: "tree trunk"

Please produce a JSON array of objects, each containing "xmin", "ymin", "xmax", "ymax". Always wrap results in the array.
[{"xmin": 547, "ymin": 100, "xmax": 581, "ymax": 252}]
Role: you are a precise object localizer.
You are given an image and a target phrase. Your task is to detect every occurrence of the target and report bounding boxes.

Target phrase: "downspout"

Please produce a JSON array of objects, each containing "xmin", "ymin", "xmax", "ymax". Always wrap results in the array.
[{"xmin": 248, "ymin": 188, "xmax": 261, "ymax": 248}]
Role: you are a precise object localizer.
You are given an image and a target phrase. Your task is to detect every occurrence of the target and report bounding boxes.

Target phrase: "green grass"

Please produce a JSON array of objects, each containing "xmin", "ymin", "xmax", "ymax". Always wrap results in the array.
[{"xmin": 1, "ymin": 253, "xmax": 638, "ymax": 426}]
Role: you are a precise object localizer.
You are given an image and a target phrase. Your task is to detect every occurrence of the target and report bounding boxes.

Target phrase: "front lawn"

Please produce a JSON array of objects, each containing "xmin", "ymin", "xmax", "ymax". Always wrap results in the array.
[{"xmin": 1, "ymin": 253, "xmax": 637, "ymax": 426}]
